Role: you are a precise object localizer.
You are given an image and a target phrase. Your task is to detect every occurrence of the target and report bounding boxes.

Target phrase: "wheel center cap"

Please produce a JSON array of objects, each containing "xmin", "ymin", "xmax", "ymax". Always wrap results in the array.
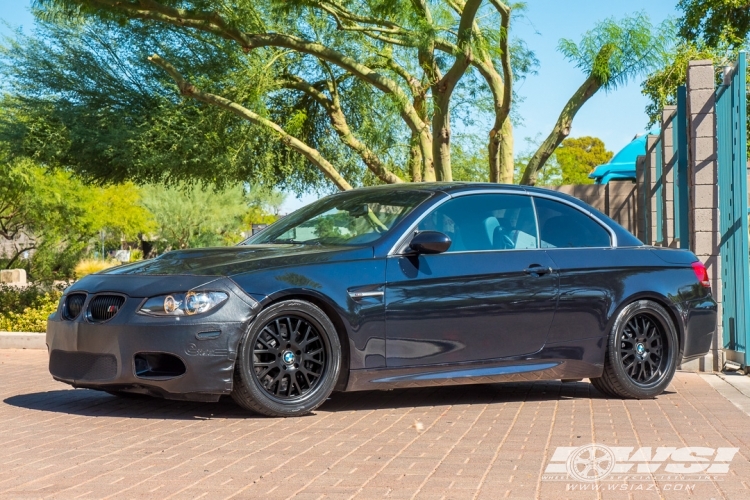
[
  {"xmin": 282, "ymin": 351, "xmax": 296, "ymax": 365},
  {"xmin": 636, "ymin": 343, "xmax": 646, "ymax": 355}
]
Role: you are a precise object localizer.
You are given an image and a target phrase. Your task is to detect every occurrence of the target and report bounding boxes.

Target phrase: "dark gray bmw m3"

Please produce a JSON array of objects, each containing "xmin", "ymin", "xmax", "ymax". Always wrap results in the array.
[{"xmin": 46, "ymin": 183, "xmax": 717, "ymax": 417}]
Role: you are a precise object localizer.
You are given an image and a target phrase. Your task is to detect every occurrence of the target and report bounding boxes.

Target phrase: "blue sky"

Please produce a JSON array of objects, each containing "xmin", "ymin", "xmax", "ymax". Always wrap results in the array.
[{"xmin": 0, "ymin": 1, "xmax": 678, "ymax": 212}]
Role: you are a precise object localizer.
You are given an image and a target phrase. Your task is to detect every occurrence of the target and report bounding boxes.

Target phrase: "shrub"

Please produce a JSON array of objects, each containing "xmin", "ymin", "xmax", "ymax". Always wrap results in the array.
[
  {"xmin": 74, "ymin": 259, "xmax": 119, "ymax": 278},
  {"xmin": 129, "ymin": 249, "xmax": 143, "ymax": 262},
  {"xmin": 0, "ymin": 284, "xmax": 63, "ymax": 333}
]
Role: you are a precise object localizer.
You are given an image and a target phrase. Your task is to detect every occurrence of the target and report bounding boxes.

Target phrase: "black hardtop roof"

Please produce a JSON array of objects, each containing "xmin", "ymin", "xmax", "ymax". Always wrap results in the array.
[{"xmin": 341, "ymin": 182, "xmax": 570, "ymax": 198}]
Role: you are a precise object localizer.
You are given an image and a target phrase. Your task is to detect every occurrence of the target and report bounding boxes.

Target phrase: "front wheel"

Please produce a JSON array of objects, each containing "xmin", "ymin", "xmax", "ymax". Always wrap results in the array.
[
  {"xmin": 591, "ymin": 300, "xmax": 679, "ymax": 399},
  {"xmin": 231, "ymin": 300, "xmax": 341, "ymax": 417}
]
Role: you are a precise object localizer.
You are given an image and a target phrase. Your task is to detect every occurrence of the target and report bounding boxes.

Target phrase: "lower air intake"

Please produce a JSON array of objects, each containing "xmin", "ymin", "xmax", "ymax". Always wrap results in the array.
[{"xmin": 49, "ymin": 350, "xmax": 117, "ymax": 381}]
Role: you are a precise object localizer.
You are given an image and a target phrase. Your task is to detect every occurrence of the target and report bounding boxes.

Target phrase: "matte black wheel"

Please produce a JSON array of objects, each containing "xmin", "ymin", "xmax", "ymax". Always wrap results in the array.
[
  {"xmin": 231, "ymin": 300, "xmax": 341, "ymax": 417},
  {"xmin": 590, "ymin": 300, "xmax": 679, "ymax": 399}
]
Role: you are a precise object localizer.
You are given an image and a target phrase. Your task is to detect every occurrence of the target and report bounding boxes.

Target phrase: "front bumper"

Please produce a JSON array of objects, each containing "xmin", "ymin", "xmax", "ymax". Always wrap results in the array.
[{"xmin": 46, "ymin": 277, "xmax": 259, "ymax": 401}]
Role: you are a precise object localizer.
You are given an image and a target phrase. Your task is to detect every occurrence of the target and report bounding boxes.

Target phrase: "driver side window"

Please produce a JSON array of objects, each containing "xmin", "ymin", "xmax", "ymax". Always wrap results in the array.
[{"xmin": 417, "ymin": 194, "xmax": 538, "ymax": 252}]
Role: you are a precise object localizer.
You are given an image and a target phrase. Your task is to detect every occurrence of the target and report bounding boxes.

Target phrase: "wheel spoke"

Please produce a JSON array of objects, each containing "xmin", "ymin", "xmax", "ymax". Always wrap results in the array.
[{"xmin": 251, "ymin": 314, "xmax": 327, "ymax": 401}]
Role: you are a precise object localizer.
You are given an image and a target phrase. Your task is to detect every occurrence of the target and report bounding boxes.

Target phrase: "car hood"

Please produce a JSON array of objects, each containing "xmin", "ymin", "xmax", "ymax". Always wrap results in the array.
[
  {"xmin": 65, "ymin": 245, "xmax": 373, "ymax": 298},
  {"xmin": 100, "ymin": 244, "xmax": 373, "ymax": 278}
]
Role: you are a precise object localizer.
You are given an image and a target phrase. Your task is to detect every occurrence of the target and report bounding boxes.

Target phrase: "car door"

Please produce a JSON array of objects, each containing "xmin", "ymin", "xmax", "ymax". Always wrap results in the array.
[
  {"xmin": 532, "ymin": 195, "xmax": 619, "ymax": 345},
  {"xmin": 384, "ymin": 193, "xmax": 559, "ymax": 367}
]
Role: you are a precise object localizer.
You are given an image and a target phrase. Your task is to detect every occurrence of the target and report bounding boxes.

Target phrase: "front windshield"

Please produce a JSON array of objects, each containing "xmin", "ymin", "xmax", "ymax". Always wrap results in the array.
[{"xmin": 244, "ymin": 189, "xmax": 432, "ymax": 246}]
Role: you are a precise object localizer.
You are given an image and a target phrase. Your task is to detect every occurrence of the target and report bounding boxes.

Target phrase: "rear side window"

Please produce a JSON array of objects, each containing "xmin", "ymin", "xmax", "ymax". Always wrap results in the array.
[{"xmin": 534, "ymin": 197, "xmax": 611, "ymax": 248}]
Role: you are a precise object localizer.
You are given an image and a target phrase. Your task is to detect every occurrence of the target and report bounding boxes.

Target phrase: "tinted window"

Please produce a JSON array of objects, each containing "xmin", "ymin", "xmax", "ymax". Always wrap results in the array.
[
  {"xmin": 417, "ymin": 194, "xmax": 538, "ymax": 252},
  {"xmin": 534, "ymin": 197, "xmax": 611, "ymax": 248}
]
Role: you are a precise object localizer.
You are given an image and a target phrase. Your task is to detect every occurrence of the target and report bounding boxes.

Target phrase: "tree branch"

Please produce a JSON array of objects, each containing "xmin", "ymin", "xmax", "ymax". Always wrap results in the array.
[
  {"xmin": 283, "ymin": 76, "xmax": 404, "ymax": 184},
  {"xmin": 520, "ymin": 74, "xmax": 601, "ymax": 185},
  {"xmin": 430, "ymin": 0, "xmax": 484, "ymax": 181},
  {"xmin": 148, "ymin": 54, "xmax": 353, "ymax": 191},
  {"xmin": 77, "ymin": 0, "xmax": 435, "ymax": 175}
]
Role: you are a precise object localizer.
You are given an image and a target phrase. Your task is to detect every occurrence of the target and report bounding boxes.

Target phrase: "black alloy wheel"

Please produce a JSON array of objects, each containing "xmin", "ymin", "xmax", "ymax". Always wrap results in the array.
[
  {"xmin": 618, "ymin": 313, "xmax": 667, "ymax": 385},
  {"xmin": 590, "ymin": 300, "xmax": 679, "ymax": 399},
  {"xmin": 252, "ymin": 315, "xmax": 327, "ymax": 400},
  {"xmin": 232, "ymin": 300, "xmax": 341, "ymax": 417}
]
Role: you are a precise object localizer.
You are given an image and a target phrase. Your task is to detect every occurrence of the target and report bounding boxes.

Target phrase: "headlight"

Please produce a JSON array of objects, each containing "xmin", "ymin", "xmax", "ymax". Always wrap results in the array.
[{"xmin": 138, "ymin": 291, "xmax": 228, "ymax": 316}]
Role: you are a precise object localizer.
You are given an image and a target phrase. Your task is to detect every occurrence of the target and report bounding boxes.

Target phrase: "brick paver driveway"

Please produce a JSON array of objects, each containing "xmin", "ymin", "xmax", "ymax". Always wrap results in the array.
[{"xmin": 2, "ymin": 349, "xmax": 750, "ymax": 499}]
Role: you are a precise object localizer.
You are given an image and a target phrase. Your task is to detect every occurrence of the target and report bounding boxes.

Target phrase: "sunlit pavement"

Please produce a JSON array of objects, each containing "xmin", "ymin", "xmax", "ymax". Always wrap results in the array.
[{"xmin": 1, "ymin": 349, "xmax": 750, "ymax": 499}]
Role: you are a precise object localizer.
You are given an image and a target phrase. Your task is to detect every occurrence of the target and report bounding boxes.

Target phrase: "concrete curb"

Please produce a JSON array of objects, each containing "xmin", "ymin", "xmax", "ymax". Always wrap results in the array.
[
  {"xmin": 700, "ymin": 372, "xmax": 750, "ymax": 417},
  {"xmin": 0, "ymin": 332, "xmax": 46, "ymax": 349}
]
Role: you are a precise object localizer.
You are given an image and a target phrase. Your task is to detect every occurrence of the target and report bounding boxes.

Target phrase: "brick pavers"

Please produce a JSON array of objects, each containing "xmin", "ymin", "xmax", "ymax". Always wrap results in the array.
[{"xmin": 1, "ymin": 349, "xmax": 749, "ymax": 499}]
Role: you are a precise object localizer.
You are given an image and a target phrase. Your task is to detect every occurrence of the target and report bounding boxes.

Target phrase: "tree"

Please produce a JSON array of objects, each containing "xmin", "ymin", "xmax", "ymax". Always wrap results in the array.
[
  {"xmin": 11, "ymin": 2, "xmax": 665, "ymax": 190},
  {"xmin": 555, "ymin": 137, "xmax": 613, "ymax": 185},
  {"xmin": 678, "ymin": 0, "xmax": 750, "ymax": 49},
  {"xmin": 0, "ymin": 156, "xmax": 154, "ymax": 279},
  {"xmin": 140, "ymin": 183, "xmax": 253, "ymax": 251},
  {"xmin": 521, "ymin": 14, "xmax": 668, "ymax": 185},
  {"xmin": 642, "ymin": 0, "xmax": 750, "ymax": 127},
  {"xmin": 244, "ymin": 186, "xmax": 286, "ymax": 228}
]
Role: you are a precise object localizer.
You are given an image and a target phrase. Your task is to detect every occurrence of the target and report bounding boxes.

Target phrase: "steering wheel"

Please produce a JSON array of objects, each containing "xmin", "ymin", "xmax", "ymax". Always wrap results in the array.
[{"xmin": 499, "ymin": 233, "xmax": 515, "ymax": 250}]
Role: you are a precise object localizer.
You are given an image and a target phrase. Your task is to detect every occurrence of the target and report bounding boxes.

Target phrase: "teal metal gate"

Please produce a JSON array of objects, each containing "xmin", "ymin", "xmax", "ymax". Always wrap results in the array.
[
  {"xmin": 674, "ymin": 85, "xmax": 689, "ymax": 248},
  {"xmin": 716, "ymin": 52, "xmax": 749, "ymax": 357},
  {"xmin": 655, "ymin": 137, "xmax": 664, "ymax": 245}
]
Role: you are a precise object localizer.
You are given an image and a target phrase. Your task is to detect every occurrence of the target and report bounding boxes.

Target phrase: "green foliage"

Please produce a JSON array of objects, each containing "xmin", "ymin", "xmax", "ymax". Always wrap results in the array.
[
  {"xmin": 641, "ymin": 42, "xmax": 729, "ymax": 126},
  {"xmin": 451, "ymin": 134, "xmax": 489, "ymax": 182},
  {"xmin": 554, "ymin": 137, "xmax": 613, "ymax": 185},
  {"xmin": 0, "ymin": 11, "xmax": 331, "ymax": 194},
  {"xmin": 12, "ymin": 0, "xmax": 542, "ymax": 188},
  {"xmin": 0, "ymin": 283, "xmax": 63, "ymax": 333},
  {"xmin": 558, "ymin": 13, "xmax": 671, "ymax": 90},
  {"xmin": 74, "ymin": 259, "xmax": 120, "ymax": 278},
  {"xmin": 678, "ymin": 0, "xmax": 750, "ymax": 49},
  {"xmin": 642, "ymin": 0, "xmax": 748, "ymax": 127},
  {"xmin": 244, "ymin": 186, "xmax": 285, "ymax": 227},
  {"xmin": 140, "ymin": 183, "xmax": 253, "ymax": 250},
  {"xmin": 0, "ymin": 157, "xmax": 154, "ymax": 281}
]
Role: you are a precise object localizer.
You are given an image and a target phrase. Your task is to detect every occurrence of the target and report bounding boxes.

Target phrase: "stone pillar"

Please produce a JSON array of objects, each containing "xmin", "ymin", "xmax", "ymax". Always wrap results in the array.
[
  {"xmin": 661, "ymin": 106, "xmax": 677, "ymax": 247},
  {"xmin": 646, "ymin": 135, "xmax": 660, "ymax": 245},
  {"xmin": 635, "ymin": 155, "xmax": 647, "ymax": 243},
  {"xmin": 686, "ymin": 59, "xmax": 721, "ymax": 372}
]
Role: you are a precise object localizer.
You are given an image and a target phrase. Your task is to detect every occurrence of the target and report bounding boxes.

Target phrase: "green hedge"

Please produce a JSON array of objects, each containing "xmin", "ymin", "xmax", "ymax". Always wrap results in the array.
[{"xmin": 0, "ymin": 284, "xmax": 63, "ymax": 333}]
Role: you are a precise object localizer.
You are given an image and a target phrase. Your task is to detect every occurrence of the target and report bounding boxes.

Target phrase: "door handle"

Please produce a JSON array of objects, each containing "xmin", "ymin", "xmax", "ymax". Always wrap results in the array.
[{"xmin": 524, "ymin": 265, "xmax": 554, "ymax": 276}]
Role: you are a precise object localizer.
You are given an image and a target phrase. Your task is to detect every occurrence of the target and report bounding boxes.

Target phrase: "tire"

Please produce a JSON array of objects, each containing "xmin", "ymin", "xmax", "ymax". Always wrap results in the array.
[
  {"xmin": 231, "ymin": 300, "xmax": 341, "ymax": 417},
  {"xmin": 589, "ymin": 377, "xmax": 616, "ymax": 397},
  {"xmin": 590, "ymin": 300, "xmax": 679, "ymax": 399}
]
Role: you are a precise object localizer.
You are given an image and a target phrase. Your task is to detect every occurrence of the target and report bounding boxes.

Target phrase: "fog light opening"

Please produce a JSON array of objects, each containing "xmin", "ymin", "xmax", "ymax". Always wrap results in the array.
[{"xmin": 134, "ymin": 353, "xmax": 186, "ymax": 379}]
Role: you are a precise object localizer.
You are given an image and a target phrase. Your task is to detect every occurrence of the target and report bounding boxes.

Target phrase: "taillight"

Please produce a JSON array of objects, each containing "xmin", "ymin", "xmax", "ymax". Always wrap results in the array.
[{"xmin": 691, "ymin": 261, "xmax": 711, "ymax": 288}]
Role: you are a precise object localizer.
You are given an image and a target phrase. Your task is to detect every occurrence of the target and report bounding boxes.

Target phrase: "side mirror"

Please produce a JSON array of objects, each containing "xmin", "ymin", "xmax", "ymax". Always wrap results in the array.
[{"xmin": 408, "ymin": 231, "xmax": 452, "ymax": 254}]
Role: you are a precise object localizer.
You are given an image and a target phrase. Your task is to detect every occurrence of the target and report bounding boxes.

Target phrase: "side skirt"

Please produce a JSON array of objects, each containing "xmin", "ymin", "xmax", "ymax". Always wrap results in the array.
[{"xmin": 345, "ymin": 336, "xmax": 605, "ymax": 392}]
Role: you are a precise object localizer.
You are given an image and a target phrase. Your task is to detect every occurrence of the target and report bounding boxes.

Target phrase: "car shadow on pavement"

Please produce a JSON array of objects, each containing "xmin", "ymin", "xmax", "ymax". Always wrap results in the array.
[{"xmin": 2, "ymin": 379, "xmax": 646, "ymax": 419}]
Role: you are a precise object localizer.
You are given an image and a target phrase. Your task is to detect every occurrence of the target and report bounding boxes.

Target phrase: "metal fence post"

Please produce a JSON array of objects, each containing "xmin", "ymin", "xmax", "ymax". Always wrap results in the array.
[{"xmin": 675, "ymin": 86, "xmax": 690, "ymax": 248}]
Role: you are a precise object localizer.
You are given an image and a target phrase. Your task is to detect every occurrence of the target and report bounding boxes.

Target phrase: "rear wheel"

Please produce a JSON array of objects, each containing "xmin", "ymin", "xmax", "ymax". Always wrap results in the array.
[
  {"xmin": 231, "ymin": 300, "xmax": 341, "ymax": 417},
  {"xmin": 591, "ymin": 300, "xmax": 679, "ymax": 399}
]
